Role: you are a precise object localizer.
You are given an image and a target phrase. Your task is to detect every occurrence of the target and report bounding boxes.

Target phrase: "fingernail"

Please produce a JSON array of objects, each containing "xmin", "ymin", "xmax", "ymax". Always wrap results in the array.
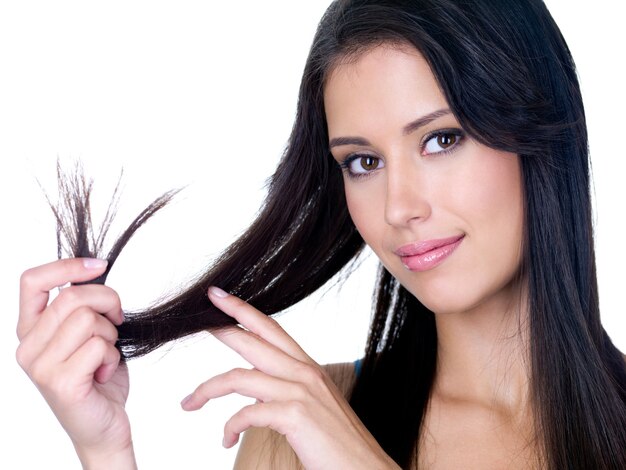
[
  {"xmin": 83, "ymin": 258, "xmax": 108, "ymax": 270},
  {"xmin": 209, "ymin": 286, "xmax": 229, "ymax": 298},
  {"xmin": 180, "ymin": 394, "xmax": 193, "ymax": 408},
  {"xmin": 222, "ymin": 436, "xmax": 228, "ymax": 448}
]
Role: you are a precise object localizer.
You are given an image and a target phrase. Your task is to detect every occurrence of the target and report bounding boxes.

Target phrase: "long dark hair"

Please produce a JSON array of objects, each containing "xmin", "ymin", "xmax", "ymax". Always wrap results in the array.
[{"xmin": 55, "ymin": 1, "xmax": 626, "ymax": 468}]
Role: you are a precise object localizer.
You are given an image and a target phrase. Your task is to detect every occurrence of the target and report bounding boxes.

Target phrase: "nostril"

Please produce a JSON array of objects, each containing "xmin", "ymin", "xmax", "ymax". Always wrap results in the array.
[{"xmin": 384, "ymin": 185, "xmax": 431, "ymax": 227}]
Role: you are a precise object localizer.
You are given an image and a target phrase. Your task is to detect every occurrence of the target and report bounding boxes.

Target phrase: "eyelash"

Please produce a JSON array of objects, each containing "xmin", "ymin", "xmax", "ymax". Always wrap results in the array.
[
  {"xmin": 339, "ymin": 128, "xmax": 466, "ymax": 180},
  {"xmin": 339, "ymin": 154, "xmax": 381, "ymax": 181},
  {"xmin": 422, "ymin": 128, "xmax": 466, "ymax": 156}
]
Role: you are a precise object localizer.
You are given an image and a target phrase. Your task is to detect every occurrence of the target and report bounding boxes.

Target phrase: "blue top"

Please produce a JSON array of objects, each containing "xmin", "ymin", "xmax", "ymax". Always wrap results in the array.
[{"xmin": 354, "ymin": 358, "xmax": 363, "ymax": 377}]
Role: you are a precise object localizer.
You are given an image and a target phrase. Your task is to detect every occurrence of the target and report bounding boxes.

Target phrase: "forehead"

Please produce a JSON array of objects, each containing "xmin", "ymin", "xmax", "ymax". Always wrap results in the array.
[{"xmin": 323, "ymin": 45, "xmax": 449, "ymax": 137}]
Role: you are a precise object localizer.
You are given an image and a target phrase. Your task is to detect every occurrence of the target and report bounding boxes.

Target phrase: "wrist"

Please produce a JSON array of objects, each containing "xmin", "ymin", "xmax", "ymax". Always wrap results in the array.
[{"xmin": 75, "ymin": 442, "xmax": 137, "ymax": 470}]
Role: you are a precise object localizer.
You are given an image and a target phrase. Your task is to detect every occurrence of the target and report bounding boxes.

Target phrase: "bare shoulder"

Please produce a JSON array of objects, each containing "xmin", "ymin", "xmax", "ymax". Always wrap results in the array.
[
  {"xmin": 233, "ymin": 362, "xmax": 359, "ymax": 470},
  {"xmin": 233, "ymin": 424, "xmax": 302, "ymax": 470},
  {"xmin": 322, "ymin": 361, "xmax": 359, "ymax": 397}
]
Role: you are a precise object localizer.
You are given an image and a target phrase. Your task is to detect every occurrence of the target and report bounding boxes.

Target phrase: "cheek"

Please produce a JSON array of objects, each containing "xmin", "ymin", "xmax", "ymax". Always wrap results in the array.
[
  {"xmin": 344, "ymin": 180, "xmax": 387, "ymax": 247},
  {"xmin": 450, "ymin": 149, "xmax": 522, "ymax": 234},
  {"xmin": 455, "ymin": 150, "xmax": 524, "ymax": 285},
  {"xmin": 410, "ymin": 154, "xmax": 523, "ymax": 314}
]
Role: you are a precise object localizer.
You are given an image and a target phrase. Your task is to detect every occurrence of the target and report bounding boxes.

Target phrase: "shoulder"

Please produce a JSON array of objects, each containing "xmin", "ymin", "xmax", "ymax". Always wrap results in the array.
[
  {"xmin": 233, "ymin": 361, "xmax": 359, "ymax": 470},
  {"xmin": 233, "ymin": 423, "xmax": 302, "ymax": 470},
  {"xmin": 322, "ymin": 360, "xmax": 359, "ymax": 397}
]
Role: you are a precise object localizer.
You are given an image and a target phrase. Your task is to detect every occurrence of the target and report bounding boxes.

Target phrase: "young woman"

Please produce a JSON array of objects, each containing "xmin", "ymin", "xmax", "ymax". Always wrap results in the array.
[{"xmin": 16, "ymin": 0, "xmax": 626, "ymax": 468}]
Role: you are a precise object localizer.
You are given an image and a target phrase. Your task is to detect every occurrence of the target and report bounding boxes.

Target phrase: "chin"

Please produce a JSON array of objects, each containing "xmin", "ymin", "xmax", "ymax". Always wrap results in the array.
[
  {"xmin": 410, "ymin": 293, "xmax": 474, "ymax": 316},
  {"xmin": 404, "ymin": 276, "xmax": 524, "ymax": 317},
  {"xmin": 399, "ymin": 283, "xmax": 457, "ymax": 314}
]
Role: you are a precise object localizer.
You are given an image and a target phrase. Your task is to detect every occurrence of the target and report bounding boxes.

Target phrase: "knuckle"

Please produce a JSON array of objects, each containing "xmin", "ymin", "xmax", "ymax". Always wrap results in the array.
[
  {"xmin": 228, "ymin": 404, "xmax": 253, "ymax": 430},
  {"xmin": 71, "ymin": 308, "xmax": 98, "ymax": 329},
  {"xmin": 102, "ymin": 285, "xmax": 122, "ymax": 311},
  {"xmin": 223, "ymin": 418, "xmax": 236, "ymax": 437},
  {"xmin": 57, "ymin": 287, "xmax": 80, "ymax": 306},
  {"xmin": 291, "ymin": 382, "xmax": 310, "ymax": 401},
  {"xmin": 15, "ymin": 343, "xmax": 29, "ymax": 369},
  {"xmin": 223, "ymin": 368, "xmax": 248, "ymax": 388},
  {"xmin": 285, "ymin": 400, "xmax": 308, "ymax": 422},
  {"xmin": 15, "ymin": 323, "xmax": 24, "ymax": 341},
  {"xmin": 112, "ymin": 346, "xmax": 121, "ymax": 363},
  {"xmin": 19, "ymin": 268, "xmax": 36, "ymax": 291},
  {"xmin": 229, "ymin": 367, "xmax": 248, "ymax": 379},
  {"xmin": 104, "ymin": 345, "xmax": 121, "ymax": 368},
  {"xmin": 86, "ymin": 335, "xmax": 109, "ymax": 355},
  {"xmin": 106, "ymin": 321, "xmax": 120, "ymax": 342},
  {"xmin": 298, "ymin": 362, "xmax": 325, "ymax": 384},
  {"xmin": 29, "ymin": 359, "xmax": 50, "ymax": 385},
  {"xmin": 266, "ymin": 315, "xmax": 281, "ymax": 327},
  {"xmin": 65, "ymin": 308, "xmax": 95, "ymax": 331},
  {"xmin": 265, "ymin": 315, "xmax": 283, "ymax": 332}
]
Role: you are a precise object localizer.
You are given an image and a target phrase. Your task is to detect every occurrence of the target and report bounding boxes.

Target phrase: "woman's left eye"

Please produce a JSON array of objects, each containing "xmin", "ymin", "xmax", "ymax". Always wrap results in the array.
[{"xmin": 422, "ymin": 130, "xmax": 465, "ymax": 155}]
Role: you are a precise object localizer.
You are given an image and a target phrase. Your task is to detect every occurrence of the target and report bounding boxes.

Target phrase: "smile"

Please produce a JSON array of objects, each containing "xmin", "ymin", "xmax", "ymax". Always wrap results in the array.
[{"xmin": 395, "ymin": 234, "xmax": 465, "ymax": 272}]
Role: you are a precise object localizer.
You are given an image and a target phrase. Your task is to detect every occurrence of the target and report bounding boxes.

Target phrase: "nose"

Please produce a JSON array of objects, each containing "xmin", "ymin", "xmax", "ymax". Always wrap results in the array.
[{"xmin": 384, "ymin": 159, "xmax": 431, "ymax": 227}]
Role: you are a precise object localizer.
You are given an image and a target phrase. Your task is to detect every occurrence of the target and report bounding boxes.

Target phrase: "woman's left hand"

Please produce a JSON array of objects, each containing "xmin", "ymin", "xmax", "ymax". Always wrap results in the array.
[{"xmin": 180, "ymin": 286, "xmax": 400, "ymax": 470}]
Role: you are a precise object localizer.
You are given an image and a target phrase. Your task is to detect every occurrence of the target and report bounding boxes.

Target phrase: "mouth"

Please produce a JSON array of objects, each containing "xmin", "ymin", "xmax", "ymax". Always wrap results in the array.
[{"xmin": 395, "ymin": 234, "xmax": 465, "ymax": 272}]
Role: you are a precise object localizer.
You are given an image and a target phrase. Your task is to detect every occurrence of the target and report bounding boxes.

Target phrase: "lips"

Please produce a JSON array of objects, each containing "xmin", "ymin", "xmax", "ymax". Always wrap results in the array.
[{"xmin": 395, "ymin": 234, "xmax": 465, "ymax": 272}]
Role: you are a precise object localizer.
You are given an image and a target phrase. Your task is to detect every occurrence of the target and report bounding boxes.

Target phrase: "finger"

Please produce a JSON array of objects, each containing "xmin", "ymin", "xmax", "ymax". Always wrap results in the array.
[
  {"xmin": 208, "ymin": 286, "xmax": 312, "ymax": 362},
  {"xmin": 222, "ymin": 401, "xmax": 296, "ymax": 448},
  {"xmin": 212, "ymin": 326, "xmax": 312, "ymax": 379},
  {"xmin": 45, "ymin": 308, "xmax": 119, "ymax": 365},
  {"xmin": 63, "ymin": 335, "xmax": 121, "ymax": 388},
  {"xmin": 28, "ymin": 335, "xmax": 120, "ymax": 403},
  {"xmin": 18, "ymin": 258, "xmax": 108, "ymax": 339},
  {"xmin": 48, "ymin": 283, "xmax": 124, "ymax": 326},
  {"xmin": 93, "ymin": 347, "xmax": 122, "ymax": 384},
  {"xmin": 18, "ymin": 306, "xmax": 118, "ymax": 370},
  {"xmin": 181, "ymin": 368, "xmax": 302, "ymax": 411},
  {"xmin": 18, "ymin": 284, "xmax": 122, "ymax": 365}
]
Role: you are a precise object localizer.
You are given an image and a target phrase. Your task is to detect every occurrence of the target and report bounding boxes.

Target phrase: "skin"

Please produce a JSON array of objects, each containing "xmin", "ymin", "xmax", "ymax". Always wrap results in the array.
[
  {"xmin": 21, "ymin": 44, "xmax": 605, "ymax": 469},
  {"xmin": 324, "ymin": 45, "xmax": 536, "ymax": 467},
  {"xmin": 16, "ymin": 259, "xmax": 135, "ymax": 470},
  {"xmin": 16, "ymin": 259, "xmax": 398, "ymax": 470}
]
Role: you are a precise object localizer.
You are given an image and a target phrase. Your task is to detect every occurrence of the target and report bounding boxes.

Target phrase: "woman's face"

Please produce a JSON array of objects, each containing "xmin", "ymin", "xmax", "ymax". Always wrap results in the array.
[{"xmin": 324, "ymin": 45, "xmax": 524, "ymax": 315}]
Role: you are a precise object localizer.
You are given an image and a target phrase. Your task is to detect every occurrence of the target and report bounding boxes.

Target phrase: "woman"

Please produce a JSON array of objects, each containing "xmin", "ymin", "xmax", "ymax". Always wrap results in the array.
[{"xmin": 16, "ymin": 0, "xmax": 626, "ymax": 468}]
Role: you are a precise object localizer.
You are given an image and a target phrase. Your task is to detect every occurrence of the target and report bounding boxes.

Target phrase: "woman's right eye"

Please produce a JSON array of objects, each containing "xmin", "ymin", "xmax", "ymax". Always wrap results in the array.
[{"xmin": 342, "ymin": 155, "xmax": 384, "ymax": 178}]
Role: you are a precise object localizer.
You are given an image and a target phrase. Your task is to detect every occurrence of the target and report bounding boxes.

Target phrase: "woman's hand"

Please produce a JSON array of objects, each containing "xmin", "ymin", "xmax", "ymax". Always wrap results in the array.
[
  {"xmin": 181, "ymin": 286, "xmax": 400, "ymax": 470},
  {"xmin": 16, "ymin": 258, "xmax": 136, "ymax": 470}
]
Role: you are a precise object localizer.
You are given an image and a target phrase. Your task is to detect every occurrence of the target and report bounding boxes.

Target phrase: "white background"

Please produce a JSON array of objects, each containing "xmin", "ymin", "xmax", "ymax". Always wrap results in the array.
[{"xmin": 1, "ymin": 1, "xmax": 624, "ymax": 468}]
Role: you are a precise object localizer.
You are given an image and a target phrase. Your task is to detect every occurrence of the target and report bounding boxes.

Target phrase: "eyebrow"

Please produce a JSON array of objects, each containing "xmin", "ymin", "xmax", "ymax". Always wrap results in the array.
[
  {"xmin": 328, "ymin": 108, "xmax": 452, "ymax": 148},
  {"xmin": 402, "ymin": 108, "xmax": 452, "ymax": 135}
]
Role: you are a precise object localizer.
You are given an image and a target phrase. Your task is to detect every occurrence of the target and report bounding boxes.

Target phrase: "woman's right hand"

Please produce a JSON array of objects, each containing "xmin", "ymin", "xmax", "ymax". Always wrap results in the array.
[{"xmin": 16, "ymin": 258, "xmax": 136, "ymax": 470}]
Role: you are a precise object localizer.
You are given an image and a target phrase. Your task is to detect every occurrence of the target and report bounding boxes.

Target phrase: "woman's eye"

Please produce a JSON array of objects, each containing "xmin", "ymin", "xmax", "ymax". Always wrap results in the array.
[
  {"xmin": 422, "ymin": 131, "xmax": 463, "ymax": 155},
  {"xmin": 346, "ymin": 155, "xmax": 384, "ymax": 175}
]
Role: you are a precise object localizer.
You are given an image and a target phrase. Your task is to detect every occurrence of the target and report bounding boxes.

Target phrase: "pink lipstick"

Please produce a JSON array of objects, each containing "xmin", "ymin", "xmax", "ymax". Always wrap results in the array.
[{"xmin": 395, "ymin": 234, "xmax": 465, "ymax": 272}]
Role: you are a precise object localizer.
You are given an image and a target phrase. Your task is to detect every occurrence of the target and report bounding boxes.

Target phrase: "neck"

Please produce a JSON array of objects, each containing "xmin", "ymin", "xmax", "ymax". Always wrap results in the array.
[{"xmin": 432, "ymin": 280, "xmax": 531, "ymax": 417}]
